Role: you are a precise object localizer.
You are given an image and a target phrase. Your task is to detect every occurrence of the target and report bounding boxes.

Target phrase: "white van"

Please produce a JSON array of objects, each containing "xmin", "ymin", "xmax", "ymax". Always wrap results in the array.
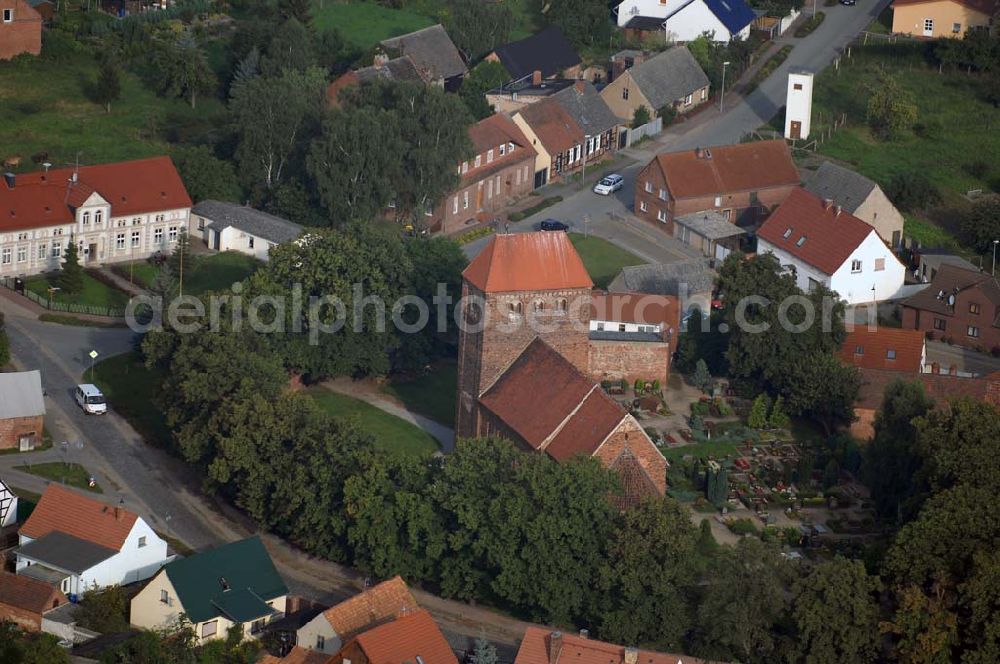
[{"xmin": 75, "ymin": 384, "xmax": 107, "ymax": 415}]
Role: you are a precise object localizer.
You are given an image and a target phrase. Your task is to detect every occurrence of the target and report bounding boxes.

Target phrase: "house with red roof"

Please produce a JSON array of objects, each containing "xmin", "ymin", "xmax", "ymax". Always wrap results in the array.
[
  {"xmin": 430, "ymin": 114, "xmax": 537, "ymax": 234},
  {"xmin": 456, "ymin": 232, "xmax": 671, "ymax": 506},
  {"xmin": 756, "ymin": 188, "xmax": 905, "ymax": 305},
  {"xmin": 0, "ymin": 156, "xmax": 192, "ymax": 278},
  {"xmin": 332, "ymin": 608, "xmax": 458, "ymax": 664},
  {"xmin": 14, "ymin": 485, "xmax": 169, "ymax": 597},
  {"xmin": 515, "ymin": 626, "xmax": 720, "ymax": 664},
  {"xmin": 0, "ymin": 570, "xmax": 68, "ymax": 633},
  {"xmin": 634, "ymin": 140, "xmax": 800, "ymax": 232},
  {"xmin": 839, "ymin": 327, "xmax": 927, "ymax": 373}
]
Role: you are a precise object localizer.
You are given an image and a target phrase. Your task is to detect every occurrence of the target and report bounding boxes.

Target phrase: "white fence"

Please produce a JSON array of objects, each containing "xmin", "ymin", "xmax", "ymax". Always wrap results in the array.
[{"xmin": 622, "ymin": 117, "xmax": 664, "ymax": 148}]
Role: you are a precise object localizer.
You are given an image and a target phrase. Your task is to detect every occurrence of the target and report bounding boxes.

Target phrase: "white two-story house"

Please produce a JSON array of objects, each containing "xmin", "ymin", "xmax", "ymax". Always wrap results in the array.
[
  {"xmin": 615, "ymin": 0, "xmax": 755, "ymax": 42},
  {"xmin": 757, "ymin": 188, "xmax": 905, "ymax": 305},
  {"xmin": 0, "ymin": 156, "xmax": 193, "ymax": 278},
  {"xmin": 15, "ymin": 485, "xmax": 170, "ymax": 598}
]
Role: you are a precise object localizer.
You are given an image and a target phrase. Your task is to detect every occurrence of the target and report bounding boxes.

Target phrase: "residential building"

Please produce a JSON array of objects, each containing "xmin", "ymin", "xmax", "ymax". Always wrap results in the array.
[
  {"xmin": 600, "ymin": 47, "xmax": 711, "ymax": 122},
  {"xmin": 379, "ymin": 25, "xmax": 467, "ymax": 90},
  {"xmin": 332, "ymin": 608, "xmax": 458, "ymax": 664},
  {"xmin": 852, "ymin": 368, "xmax": 1000, "ymax": 439},
  {"xmin": 512, "ymin": 83, "xmax": 618, "ymax": 186},
  {"xmin": 804, "ymin": 161, "xmax": 905, "ymax": 248},
  {"xmin": 0, "ymin": 157, "xmax": 193, "ymax": 278},
  {"xmin": 0, "ymin": 0, "xmax": 41, "ymax": 60},
  {"xmin": 455, "ymin": 233, "xmax": 669, "ymax": 507},
  {"xmin": 890, "ymin": 0, "xmax": 998, "ymax": 38},
  {"xmin": 0, "ymin": 478, "xmax": 17, "ymax": 528},
  {"xmin": 615, "ymin": 0, "xmax": 756, "ymax": 42},
  {"xmin": 901, "ymin": 263, "xmax": 1000, "ymax": 351},
  {"xmin": 839, "ymin": 327, "xmax": 927, "ymax": 373},
  {"xmin": 913, "ymin": 247, "xmax": 978, "ymax": 282},
  {"xmin": 297, "ymin": 576, "xmax": 417, "ymax": 655},
  {"xmin": 432, "ymin": 114, "xmax": 536, "ymax": 234},
  {"xmin": 191, "ymin": 201, "xmax": 303, "ymax": 261},
  {"xmin": 485, "ymin": 77, "xmax": 577, "ymax": 114},
  {"xmin": 0, "ymin": 570, "xmax": 68, "ymax": 633},
  {"xmin": 589, "ymin": 291, "xmax": 680, "ymax": 385},
  {"xmin": 607, "ymin": 259, "xmax": 717, "ymax": 316},
  {"xmin": 15, "ymin": 485, "xmax": 169, "ymax": 596},
  {"xmin": 326, "ymin": 55, "xmax": 429, "ymax": 107},
  {"xmin": 0, "ymin": 370, "xmax": 44, "ymax": 451},
  {"xmin": 515, "ymin": 626, "xmax": 721, "ymax": 664},
  {"xmin": 672, "ymin": 210, "xmax": 745, "ymax": 260},
  {"xmin": 487, "ymin": 26, "xmax": 582, "ymax": 82},
  {"xmin": 130, "ymin": 536, "xmax": 288, "ymax": 644},
  {"xmin": 757, "ymin": 189, "xmax": 906, "ymax": 305},
  {"xmin": 634, "ymin": 140, "xmax": 800, "ymax": 231}
]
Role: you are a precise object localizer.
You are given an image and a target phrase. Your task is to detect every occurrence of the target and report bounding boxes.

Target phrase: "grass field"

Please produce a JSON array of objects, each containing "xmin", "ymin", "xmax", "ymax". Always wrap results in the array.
[
  {"xmin": 309, "ymin": 386, "xmax": 440, "ymax": 457},
  {"xmin": 26, "ymin": 272, "xmax": 130, "ymax": 309},
  {"xmin": 91, "ymin": 352, "xmax": 171, "ymax": 448},
  {"xmin": 382, "ymin": 361, "xmax": 457, "ymax": 426},
  {"xmin": 569, "ymin": 234, "xmax": 644, "ymax": 289},
  {"xmin": 0, "ymin": 50, "xmax": 226, "ymax": 169},
  {"xmin": 184, "ymin": 252, "xmax": 261, "ymax": 295},
  {"xmin": 810, "ymin": 47, "xmax": 1000, "ymax": 252},
  {"xmin": 312, "ymin": 0, "xmax": 435, "ymax": 47},
  {"xmin": 15, "ymin": 462, "xmax": 103, "ymax": 493},
  {"xmin": 113, "ymin": 261, "xmax": 160, "ymax": 289}
]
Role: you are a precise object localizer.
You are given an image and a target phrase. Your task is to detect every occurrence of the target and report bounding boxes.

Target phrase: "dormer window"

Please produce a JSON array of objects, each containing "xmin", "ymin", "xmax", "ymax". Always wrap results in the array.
[
  {"xmin": 796, "ymin": 236, "xmax": 807, "ymax": 247},
  {"xmin": 782, "ymin": 228, "xmax": 793, "ymax": 239},
  {"xmin": 499, "ymin": 143, "xmax": 506, "ymax": 156}
]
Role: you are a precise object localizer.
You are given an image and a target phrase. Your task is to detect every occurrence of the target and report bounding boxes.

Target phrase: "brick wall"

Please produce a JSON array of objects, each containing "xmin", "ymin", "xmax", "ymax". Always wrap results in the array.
[
  {"xmin": 0, "ymin": 602, "xmax": 42, "ymax": 632},
  {"xmin": 0, "ymin": 0, "xmax": 42, "ymax": 60},
  {"xmin": 593, "ymin": 417, "xmax": 667, "ymax": 496},
  {"xmin": 902, "ymin": 299, "xmax": 1000, "ymax": 352},
  {"xmin": 432, "ymin": 156, "xmax": 535, "ymax": 235},
  {"xmin": 588, "ymin": 339, "xmax": 670, "ymax": 384},
  {"xmin": 0, "ymin": 415, "xmax": 43, "ymax": 450}
]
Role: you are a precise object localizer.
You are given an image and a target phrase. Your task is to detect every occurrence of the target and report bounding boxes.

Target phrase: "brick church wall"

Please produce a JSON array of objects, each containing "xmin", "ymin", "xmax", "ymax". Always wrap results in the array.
[
  {"xmin": 593, "ymin": 417, "xmax": 667, "ymax": 496},
  {"xmin": 588, "ymin": 339, "xmax": 670, "ymax": 385},
  {"xmin": 0, "ymin": 415, "xmax": 43, "ymax": 450}
]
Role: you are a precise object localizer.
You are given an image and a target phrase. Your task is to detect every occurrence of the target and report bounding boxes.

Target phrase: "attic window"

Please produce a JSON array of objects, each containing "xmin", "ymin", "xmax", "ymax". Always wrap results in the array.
[
  {"xmin": 795, "ymin": 236, "xmax": 807, "ymax": 247},
  {"xmin": 886, "ymin": 349, "xmax": 896, "ymax": 360},
  {"xmin": 782, "ymin": 228, "xmax": 792, "ymax": 239}
]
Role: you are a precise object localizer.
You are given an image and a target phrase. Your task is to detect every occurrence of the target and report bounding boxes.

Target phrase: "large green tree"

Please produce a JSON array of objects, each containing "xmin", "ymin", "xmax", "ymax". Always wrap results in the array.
[
  {"xmin": 959, "ymin": 195, "xmax": 1000, "ymax": 255},
  {"xmin": 545, "ymin": 0, "xmax": 612, "ymax": 48},
  {"xmin": 261, "ymin": 18, "xmax": 315, "ymax": 76},
  {"xmin": 791, "ymin": 557, "xmax": 881, "ymax": 664},
  {"xmin": 58, "ymin": 239, "xmax": 84, "ymax": 295},
  {"xmin": 171, "ymin": 146, "xmax": 242, "ymax": 203},
  {"xmin": 458, "ymin": 60, "xmax": 509, "ymax": 120},
  {"xmin": 153, "ymin": 36, "xmax": 216, "ymax": 109},
  {"xmin": 781, "ymin": 352, "xmax": 861, "ymax": 436},
  {"xmin": 444, "ymin": 0, "xmax": 514, "ymax": 61},
  {"xmin": 94, "ymin": 51, "xmax": 121, "ymax": 113},
  {"xmin": 867, "ymin": 73, "xmax": 918, "ymax": 140}
]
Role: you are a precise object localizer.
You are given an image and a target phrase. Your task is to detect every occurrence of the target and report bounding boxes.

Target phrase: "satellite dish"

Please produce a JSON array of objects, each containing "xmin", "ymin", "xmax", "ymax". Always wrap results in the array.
[{"xmin": 947, "ymin": 294, "xmax": 956, "ymax": 306}]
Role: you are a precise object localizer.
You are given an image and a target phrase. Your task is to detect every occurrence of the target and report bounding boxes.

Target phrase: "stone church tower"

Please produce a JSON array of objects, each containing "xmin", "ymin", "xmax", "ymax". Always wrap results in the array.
[{"xmin": 455, "ymin": 232, "xmax": 594, "ymax": 439}]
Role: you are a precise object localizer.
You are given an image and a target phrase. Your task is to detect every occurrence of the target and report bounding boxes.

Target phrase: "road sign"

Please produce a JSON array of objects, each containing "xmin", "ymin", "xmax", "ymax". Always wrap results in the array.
[{"xmin": 89, "ymin": 350, "xmax": 99, "ymax": 359}]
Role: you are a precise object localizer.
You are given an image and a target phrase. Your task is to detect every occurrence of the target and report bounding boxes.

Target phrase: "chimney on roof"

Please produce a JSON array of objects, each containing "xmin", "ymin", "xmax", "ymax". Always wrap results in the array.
[
  {"xmin": 532, "ymin": 69, "xmax": 543, "ymax": 86},
  {"xmin": 548, "ymin": 631, "xmax": 563, "ymax": 663},
  {"xmin": 373, "ymin": 50, "xmax": 389, "ymax": 67},
  {"xmin": 822, "ymin": 198, "xmax": 834, "ymax": 210},
  {"xmin": 694, "ymin": 146, "xmax": 702, "ymax": 158},
  {"xmin": 624, "ymin": 647, "xmax": 639, "ymax": 664},
  {"xmin": 579, "ymin": 628, "xmax": 589, "ymax": 639},
  {"xmin": 3, "ymin": 173, "xmax": 14, "ymax": 189},
  {"xmin": 115, "ymin": 497, "xmax": 124, "ymax": 520}
]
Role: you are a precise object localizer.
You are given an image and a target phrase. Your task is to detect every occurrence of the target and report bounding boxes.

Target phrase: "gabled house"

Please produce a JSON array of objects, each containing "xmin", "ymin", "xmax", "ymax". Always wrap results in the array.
[
  {"xmin": 0, "ymin": 0, "xmax": 41, "ymax": 60},
  {"xmin": 0, "ymin": 570, "xmax": 68, "ymax": 633},
  {"xmin": 914, "ymin": 247, "xmax": 979, "ymax": 282},
  {"xmin": 379, "ymin": 25, "xmax": 467, "ymax": 90},
  {"xmin": 15, "ymin": 485, "xmax": 169, "ymax": 597},
  {"xmin": 516, "ymin": 626, "xmax": 722, "ymax": 664},
  {"xmin": 804, "ymin": 161, "xmax": 904, "ymax": 248},
  {"xmin": 890, "ymin": 0, "xmax": 998, "ymax": 38},
  {"xmin": 332, "ymin": 608, "xmax": 458, "ymax": 664},
  {"xmin": 512, "ymin": 97, "xmax": 585, "ymax": 187},
  {"xmin": 839, "ymin": 327, "xmax": 927, "ymax": 373},
  {"xmin": 615, "ymin": 0, "xmax": 756, "ymax": 42},
  {"xmin": 297, "ymin": 576, "xmax": 418, "ymax": 655},
  {"xmin": 0, "ymin": 157, "xmax": 193, "ymax": 277},
  {"xmin": 635, "ymin": 140, "xmax": 800, "ymax": 231},
  {"xmin": 191, "ymin": 201, "xmax": 303, "ymax": 261},
  {"xmin": 601, "ymin": 46, "xmax": 711, "ymax": 122},
  {"xmin": 901, "ymin": 263, "xmax": 1000, "ymax": 351},
  {"xmin": 326, "ymin": 55, "xmax": 430, "ymax": 108},
  {"xmin": 487, "ymin": 26, "xmax": 582, "ymax": 82},
  {"xmin": 756, "ymin": 188, "xmax": 906, "ymax": 305},
  {"xmin": 608, "ymin": 259, "xmax": 717, "ymax": 315},
  {"xmin": 130, "ymin": 536, "xmax": 288, "ymax": 644},
  {"xmin": 0, "ymin": 370, "xmax": 44, "ymax": 451},
  {"xmin": 550, "ymin": 81, "xmax": 621, "ymax": 161},
  {"xmin": 432, "ymin": 113, "xmax": 536, "ymax": 234}
]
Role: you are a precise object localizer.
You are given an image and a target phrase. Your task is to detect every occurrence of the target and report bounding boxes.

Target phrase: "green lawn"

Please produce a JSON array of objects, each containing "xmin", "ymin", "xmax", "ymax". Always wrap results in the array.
[
  {"xmin": 309, "ymin": 386, "xmax": 440, "ymax": 457},
  {"xmin": 15, "ymin": 462, "xmax": 103, "ymax": 493},
  {"xmin": 184, "ymin": 252, "xmax": 261, "ymax": 295},
  {"xmin": 382, "ymin": 361, "xmax": 457, "ymax": 427},
  {"xmin": 91, "ymin": 352, "xmax": 171, "ymax": 448},
  {"xmin": 0, "ymin": 46, "xmax": 227, "ymax": 169},
  {"xmin": 113, "ymin": 261, "xmax": 160, "ymax": 289},
  {"xmin": 25, "ymin": 272, "xmax": 129, "ymax": 309},
  {"xmin": 568, "ymin": 234, "xmax": 645, "ymax": 289},
  {"xmin": 312, "ymin": 0, "xmax": 436, "ymax": 47}
]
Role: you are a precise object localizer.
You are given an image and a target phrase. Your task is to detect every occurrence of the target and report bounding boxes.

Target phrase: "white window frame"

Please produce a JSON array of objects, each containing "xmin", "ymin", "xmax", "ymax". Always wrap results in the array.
[
  {"xmin": 82, "ymin": 211, "xmax": 90, "ymax": 225},
  {"xmin": 154, "ymin": 227, "xmax": 164, "ymax": 244},
  {"xmin": 169, "ymin": 226, "xmax": 178, "ymax": 242},
  {"xmin": 2, "ymin": 9, "xmax": 12, "ymax": 22},
  {"xmin": 645, "ymin": 181, "xmax": 653, "ymax": 193},
  {"xmin": 657, "ymin": 209, "xmax": 667, "ymax": 223},
  {"xmin": 116, "ymin": 233, "xmax": 126, "ymax": 250},
  {"xmin": 639, "ymin": 201, "xmax": 647, "ymax": 212},
  {"xmin": 1, "ymin": 248, "xmax": 10, "ymax": 265},
  {"xmin": 37, "ymin": 244, "xmax": 47, "ymax": 259},
  {"xmin": 16, "ymin": 246, "xmax": 26, "ymax": 263},
  {"xmin": 851, "ymin": 259, "xmax": 862, "ymax": 273},
  {"xmin": 131, "ymin": 231, "xmax": 141, "ymax": 248},
  {"xmin": 452, "ymin": 196, "xmax": 459, "ymax": 215},
  {"xmin": 202, "ymin": 621, "xmax": 217, "ymax": 638},
  {"xmin": 95, "ymin": 210, "xmax": 103, "ymax": 225},
  {"xmin": 487, "ymin": 149, "xmax": 494, "ymax": 163}
]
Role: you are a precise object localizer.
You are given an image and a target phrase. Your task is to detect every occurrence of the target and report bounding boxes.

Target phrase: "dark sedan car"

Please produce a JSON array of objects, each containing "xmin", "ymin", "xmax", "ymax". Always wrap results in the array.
[{"xmin": 539, "ymin": 219, "xmax": 570, "ymax": 232}]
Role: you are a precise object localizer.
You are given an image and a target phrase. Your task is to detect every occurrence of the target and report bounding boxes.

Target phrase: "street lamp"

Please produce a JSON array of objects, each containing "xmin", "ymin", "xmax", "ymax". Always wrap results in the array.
[
  {"xmin": 992, "ymin": 239, "xmax": 999, "ymax": 276},
  {"xmin": 719, "ymin": 61, "xmax": 731, "ymax": 112},
  {"xmin": 581, "ymin": 134, "xmax": 592, "ymax": 185}
]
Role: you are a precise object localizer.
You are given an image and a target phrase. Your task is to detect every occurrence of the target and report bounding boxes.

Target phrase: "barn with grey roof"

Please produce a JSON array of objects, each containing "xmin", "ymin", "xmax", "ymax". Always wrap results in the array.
[{"xmin": 192, "ymin": 201, "xmax": 303, "ymax": 262}]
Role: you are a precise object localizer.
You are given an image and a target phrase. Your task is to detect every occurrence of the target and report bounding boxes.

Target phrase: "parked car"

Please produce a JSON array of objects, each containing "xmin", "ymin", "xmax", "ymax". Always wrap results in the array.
[
  {"xmin": 839, "ymin": 0, "xmax": 856, "ymax": 5},
  {"xmin": 74, "ymin": 384, "xmax": 107, "ymax": 415},
  {"xmin": 539, "ymin": 219, "xmax": 569, "ymax": 232},
  {"xmin": 593, "ymin": 174, "xmax": 624, "ymax": 195}
]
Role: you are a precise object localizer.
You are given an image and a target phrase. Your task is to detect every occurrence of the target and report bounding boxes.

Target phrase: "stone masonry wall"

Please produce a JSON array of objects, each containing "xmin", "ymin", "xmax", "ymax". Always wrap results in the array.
[
  {"xmin": 0, "ymin": 415, "xmax": 43, "ymax": 450},
  {"xmin": 588, "ymin": 339, "xmax": 670, "ymax": 384}
]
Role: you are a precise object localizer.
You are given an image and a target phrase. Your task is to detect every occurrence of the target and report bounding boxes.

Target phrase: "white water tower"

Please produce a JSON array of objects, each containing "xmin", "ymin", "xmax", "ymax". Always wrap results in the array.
[{"xmin": 784, "ymin": 68, "xmax": 814, "ymax": 140}]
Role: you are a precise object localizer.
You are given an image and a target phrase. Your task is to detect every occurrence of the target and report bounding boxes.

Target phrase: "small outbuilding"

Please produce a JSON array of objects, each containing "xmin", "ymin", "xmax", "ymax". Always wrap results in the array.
[
  {"xmin": 0, "ymin": 370, "xmax": 45, "ymax": 452},
  {"xmin": 192, "ymin": 201, "xmax": 303, "ymax": 261}
]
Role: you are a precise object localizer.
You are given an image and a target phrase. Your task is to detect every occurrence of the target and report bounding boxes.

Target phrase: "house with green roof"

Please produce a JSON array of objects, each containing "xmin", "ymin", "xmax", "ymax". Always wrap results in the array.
[{"xmin": 130, "ymin": 536, "xmax": 288, "ymax": 644}]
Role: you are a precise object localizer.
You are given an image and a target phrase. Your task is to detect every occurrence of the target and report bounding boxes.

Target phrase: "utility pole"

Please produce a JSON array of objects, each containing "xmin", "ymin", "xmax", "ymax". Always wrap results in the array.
[
  {"xmin": 581, "ymin": 135, "xmax": 592, "ymax": 186},
  {"xmin": 992, "ymin": 239, "xmax": 998, "ymax": 276},
  {"xmin": 719, "ymin": 61, "xmax": 731, "ymax": 112}
]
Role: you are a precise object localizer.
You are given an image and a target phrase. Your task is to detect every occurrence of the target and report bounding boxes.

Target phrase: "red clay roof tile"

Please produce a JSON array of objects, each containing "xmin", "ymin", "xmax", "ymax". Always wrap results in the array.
[
  {"xmin": 514, "ymin": 625, "xmax": 721, "ymax": 664},
  {"xmin": 350, "ymin": 609, "xmax": 458, "ymax": 664},
  {"xmin": 591, "ymin": 291, "xmax": 680, "ymax": 331},
  {"xmin": 545, "ymin": 387, "xmax": 625, "ymax": 460},
  {"xmin": 20, "ymin": 484, "xmax": 139, "ymax": 552},
  {"xmin": 463, "ymin": 232, "xmax": 593, "ymax": 293},
  {"xmin": 320, "ymin": 576, "xmax": 418, "ymax": 640},
  {"xmin": 518, "ymin": 98, "xmax": 584, "ymax": 156},
  {"xmin": 839, "ymin": 327, "xmax": 926, "ymax": 372},
  {"xmin": 0, "ymin": 570, "xmax": 68, "ymax": 615},
  {"xmin": 654, "ymin": 139, "xmax": 799, "ymax": 200}
]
